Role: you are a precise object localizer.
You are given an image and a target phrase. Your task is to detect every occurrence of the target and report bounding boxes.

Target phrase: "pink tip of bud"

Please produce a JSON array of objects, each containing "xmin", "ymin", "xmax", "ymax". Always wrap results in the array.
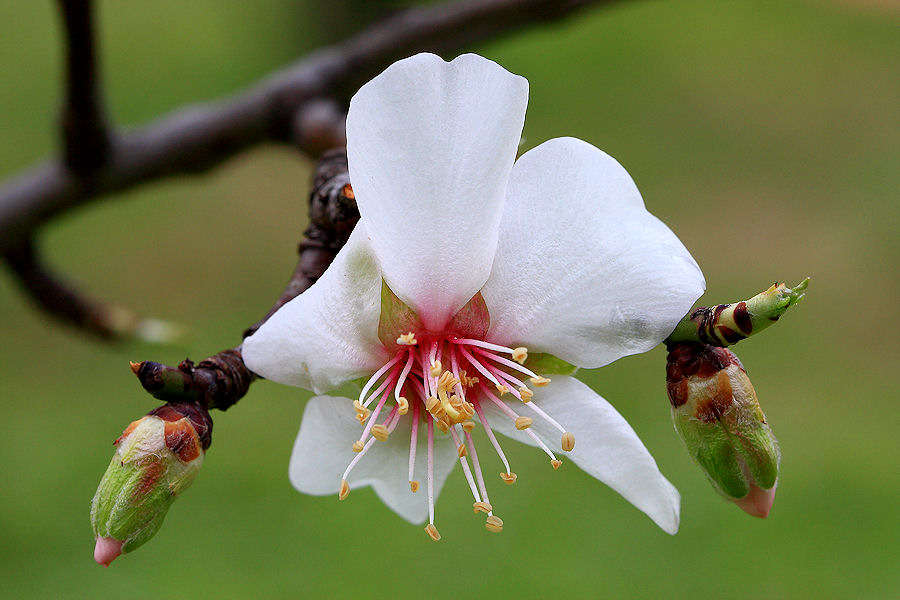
[
  {"xmin": 732, "ymin": 483, "xmax": 776, "ymax": 519},
  {"xmin": 94, "ymin": 536, "xmax": 123, "ymax": 567}
]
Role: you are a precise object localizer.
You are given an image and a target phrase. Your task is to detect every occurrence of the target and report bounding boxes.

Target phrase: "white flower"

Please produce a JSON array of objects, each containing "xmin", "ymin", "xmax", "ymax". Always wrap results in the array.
[{"xmin": 242, "ymin": 53, "xmax": 705, "ymax": 540}]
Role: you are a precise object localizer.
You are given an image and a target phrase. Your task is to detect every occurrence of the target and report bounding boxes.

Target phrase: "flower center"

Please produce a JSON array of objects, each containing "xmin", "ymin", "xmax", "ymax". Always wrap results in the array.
[{"xmin": 338, "ymin": 331, "xmax": 574, "ymax": 541}]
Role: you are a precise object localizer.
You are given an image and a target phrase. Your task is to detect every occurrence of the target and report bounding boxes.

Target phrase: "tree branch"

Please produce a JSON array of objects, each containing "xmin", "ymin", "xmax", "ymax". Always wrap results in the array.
[
  {"xmin": 1, "ymin": 238, "xmax": 180, "ymax": 341},
  {"xmin": 132, "ymin": 150, "xmax": 359, "ymax": 410},
  {"xmin": 57, "ymin": 0, "xmax": 111, "ymax": 173},
  {"xmin": 0, "ymin": 0, "xmax": 613, "ymax": 253}
]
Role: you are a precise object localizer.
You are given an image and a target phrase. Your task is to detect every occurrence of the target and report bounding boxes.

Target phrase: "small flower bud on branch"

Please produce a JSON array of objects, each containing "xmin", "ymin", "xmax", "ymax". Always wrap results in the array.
[
  {"xmin": 91, "ymin": 402, "xmax": 212, "ymax": 566},
  {"xmin": 666, "ymin": 342, "xmax": 780, "ymax": 518},
  {"xmin": 666, "ymin": 278, "xmax": 809, "ymax": 347}
]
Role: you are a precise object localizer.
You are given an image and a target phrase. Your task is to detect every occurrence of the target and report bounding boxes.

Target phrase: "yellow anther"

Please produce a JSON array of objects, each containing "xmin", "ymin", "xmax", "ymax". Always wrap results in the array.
[
  {"xmin": 430, "ymin": 360, "xmax": 443, "ymax": 377},
  {"xmin": 457, "ymin": 444, "xmax": 468, "ymax": 458},
  {"xmin": 397, "ymin": 332, "xmax": 418, "ymax": 346},
  {"xmin": 424, "ymin": 523, "xmax": 441, "ymax": 541},
  {"xmin": 435, "ymin": 419, "xmax": 450, "ymax": 433},
  {"xmin": 425, "ymin": 396, "xmax": 441, "ymax": 414},
  {"xmin": 512, "ymin": 347, "xmax": 528, "ymax": 364},
  {"xmin": 459, "ymin": 371, "xmax": 480, "ymax": 388},
  {"xmin": 352, "ymin": 440, "xmax": 364, "ymax": 453},
  {"xmin": 410, "ymin": 480, "xmax": 420, "ymax": 493},
  {"xmin": 458, "ymin": 370, "xmax": 469, "ymax": 387},
  {"xmin": 485, "ymin": 515, "xmax": 504, "ymax": 533},
  {"xmin": 518, "ymin": 387, "xmax": 533, "ymax": 402},
  {"xmin": 353, "ymin": 400, "xmax": 371, "ymax": 423},
  {"xmin": 561, "ymin": 431, "xmax": 575, "ymax": 452},
  {"xmin": 530, "ymin": 376, "xmax": 551, "ymax": 387},
  {"xmin": 437, "ymin": 371, "xmax": 459, "ymax": 392},
  {"xmin": 461, "ymin": 402, "xmax": 475, "ymax": 418},
  {"xmin": 495, "ymin": 384, "xmax": 509, "ymax": 396},
  {"xmin": 514, "ymin": 416, "xmax": 533, "ymax": 430},
  {"xmin": 473, "ymin": 501, "xmax": 493, "ymax": 514},
  {"xmin": 371, "ymin": 424, "xmax": 389, "ymax": 442},
  {"xmin": 438, "ymin": 388, "xmax": 465, "ymax": 424},
  {"xmin": 339, "ymin": 479, "xmax": 350, "ymax": 501},
  {"xmin": 397, "ymin": 397, "xmax": 409, "ymax": 415},
  {"xmin": 462, "ymin": 420, "xmax": 476, "ymax": 432},
  {"xmin": 551, "ymin": 459, "xmax": 562, "ymax": 470},
  {"xmin": 500, "ymin": 472, "xmax": 517, "ymax": 485}
]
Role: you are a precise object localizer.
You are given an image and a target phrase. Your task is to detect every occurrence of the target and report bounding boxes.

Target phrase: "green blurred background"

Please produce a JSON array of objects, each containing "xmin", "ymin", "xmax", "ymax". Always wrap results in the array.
[{"xmin": 1, "ymin": 1, "xmax": 897, "ymax": 598}]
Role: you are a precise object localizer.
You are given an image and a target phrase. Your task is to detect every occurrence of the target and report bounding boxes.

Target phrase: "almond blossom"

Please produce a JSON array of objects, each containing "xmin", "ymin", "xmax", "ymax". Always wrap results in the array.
[{"xmin": 242, "ymin": 53, "xmax": 705, "ymax": 540}]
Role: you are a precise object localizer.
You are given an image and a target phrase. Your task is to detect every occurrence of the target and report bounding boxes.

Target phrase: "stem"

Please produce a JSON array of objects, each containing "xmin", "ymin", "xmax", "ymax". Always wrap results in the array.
[
  {"xmin": 133, "ymin": 150, "xmax": 357, "ymax": 410},
  {"xmin": 666, "ymin": 278, "xmax": 809, "ymax": 347}
]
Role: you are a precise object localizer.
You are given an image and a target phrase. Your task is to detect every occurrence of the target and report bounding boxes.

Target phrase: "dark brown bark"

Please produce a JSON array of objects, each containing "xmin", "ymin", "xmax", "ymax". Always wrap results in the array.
[
  {"xmin": 0, "ymin": 0, "xmax": 613, "ymax": 253},
  {"xmin": 133, "ymin": 151, "xmax": 357, "ymax": 410}
]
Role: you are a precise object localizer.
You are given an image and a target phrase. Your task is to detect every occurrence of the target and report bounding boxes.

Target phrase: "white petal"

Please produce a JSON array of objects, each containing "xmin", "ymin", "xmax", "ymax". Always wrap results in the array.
[
  {"xmin": 242, "ymin": 224, "xmax": 387, "ymax": 394},
  {"xmin": 289, "ymin": 396, "xmax": 460, "ymax": 525},
  {"xmin": 482, "ymin": 137, "xmax": 705, "ymax": 368},
  {"xmin": 346, "ymin": 53, "xmax": 528, "ymax": 330},
  {"xmin": 481, "ymin": 376, "xmax": 681, "ymax": 534}
]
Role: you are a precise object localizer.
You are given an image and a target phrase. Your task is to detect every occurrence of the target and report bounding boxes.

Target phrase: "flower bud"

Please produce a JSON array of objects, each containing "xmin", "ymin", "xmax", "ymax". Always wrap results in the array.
[
  {"xmin": 90, "ymin": 402, "xmax": 212, "ymax": 566},
  {"xmin": 666, "ymin": 342, "xmax": 780, "ymax": 518}
]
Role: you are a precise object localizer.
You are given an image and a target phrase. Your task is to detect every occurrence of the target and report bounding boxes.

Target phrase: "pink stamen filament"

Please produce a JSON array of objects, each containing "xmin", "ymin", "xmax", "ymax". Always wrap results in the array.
[
  {"xmin": 427, "ymin": 414, "xmax": 435, "ymax": 525},
  {"xmin": 480, "ymin": 380, "xmax": 565, "ymax": 443},
  {"xmin": 521, "ymin": 398, "xmax": 567, "ymax": 435},
  {"xmin": 472, "ymin": 399, "xmax": 512, "ymax": 475},
  {"xmin": 464, "ymin": 429, "xmax": 492, "ymax": 514},
  {"xmin": 484, "ymin": 363, "xmax": 526, "ymax": 401},
  {"xmin": 458, "ymin": 346, "xmax": 503, "ymax": 388},
  {"xmin": 362, "ymin": 360, "xmax": 402, "ymax": 409},
  {"xmin": 472, "ymin": 346, "xmax": 540, "ymax": 379},
  {"xmin": 408, "ymin": 401, "xmax": 420, "ymax": 484},
  {"xmin": 448, "ymin": 345, "xmax": 466, "ymax": 399},
  {"xmin": 358, "ymin": 351, "xmax": 405, "ymax": 406},
  {"xmin": 358, "ymin": 384, "xmax": 392, "ymax": 443},
  {"xmin": 480, "ymin": 382, "xmax": 524, "ymax": 422},
  {"xmin": 394, "ymin": 349, "xmax": 416, "ymax": 403},
  {"xmin": 342, "ymin": 406, "xmax": 400, "ymax": 481},
  {"xmin": 447, "ymin": 425, "xmax": 483, "ymax": 504},
  {"xmin": 420, "ymin": 344, "xmax": 435, "ymax": 398},
  {"xmin": 450, "ymin": 338, "xmax": 517, "ymax": 354},
  {"xmin": 523, "ymin": 428, "xmax": 559, "ymax": 461}
]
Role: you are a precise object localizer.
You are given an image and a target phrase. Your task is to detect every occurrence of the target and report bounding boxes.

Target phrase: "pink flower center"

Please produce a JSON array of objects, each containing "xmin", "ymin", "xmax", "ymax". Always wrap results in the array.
[{"xmin": 339, "ymin": 331, "xmax": 574, "ymax": 540}]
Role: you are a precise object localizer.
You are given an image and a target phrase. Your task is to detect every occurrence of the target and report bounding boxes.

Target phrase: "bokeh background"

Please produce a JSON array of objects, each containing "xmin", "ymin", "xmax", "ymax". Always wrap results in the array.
[{"xmin": 1, "ymin": 1, "xmax": 897, "ymax": 598}]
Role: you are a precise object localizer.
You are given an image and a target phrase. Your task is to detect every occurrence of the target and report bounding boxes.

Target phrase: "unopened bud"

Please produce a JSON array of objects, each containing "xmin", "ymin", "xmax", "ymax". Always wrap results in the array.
[
  {"xmin": 666, "ymin": 342, "xmax": 779, "ymax": 518},
  {"xmin": 90, "ymin": 402, "xmax": 212, "ymax": 566}
]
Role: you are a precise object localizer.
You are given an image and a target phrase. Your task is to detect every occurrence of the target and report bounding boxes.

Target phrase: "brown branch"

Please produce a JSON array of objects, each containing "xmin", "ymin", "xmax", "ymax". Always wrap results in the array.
[
  {"xmin": 57, "ymin": 0, "xmax": 111, "ymax": 172},
  {"xmin": 0, "ymin": 0, "xmax": 613, "ymax": 253},
  {"xmin": 132, "ymin": 150, "xmax": 358, "ymax": 410},
  {"xmin": 1, "ymin": 238, "xmax": 179, "ymax": 341}
]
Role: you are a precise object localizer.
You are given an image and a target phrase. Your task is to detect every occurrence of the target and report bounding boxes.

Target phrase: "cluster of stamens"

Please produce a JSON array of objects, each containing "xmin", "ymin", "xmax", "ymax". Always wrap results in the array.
[{"xmin": 338, "ymin": 333, "xmax": 575, "ymax": 541}]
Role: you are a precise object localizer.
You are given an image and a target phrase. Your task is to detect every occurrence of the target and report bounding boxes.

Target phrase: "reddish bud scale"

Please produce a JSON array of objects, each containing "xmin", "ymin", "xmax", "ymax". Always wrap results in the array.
[
  {"xmin": 114, "ymin": 420, "xmax": 141, "ymax": 445},
  {"xmin": 133, "ymin": 461, "xmax": 165, "ymax": 501},
  {"xmin": 666, "ymin": 343, "xmax": 746, "ymax": 421},
  {"xmin": 149, "ymin": 402, "xmax": 213, "ymax": 451}
]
